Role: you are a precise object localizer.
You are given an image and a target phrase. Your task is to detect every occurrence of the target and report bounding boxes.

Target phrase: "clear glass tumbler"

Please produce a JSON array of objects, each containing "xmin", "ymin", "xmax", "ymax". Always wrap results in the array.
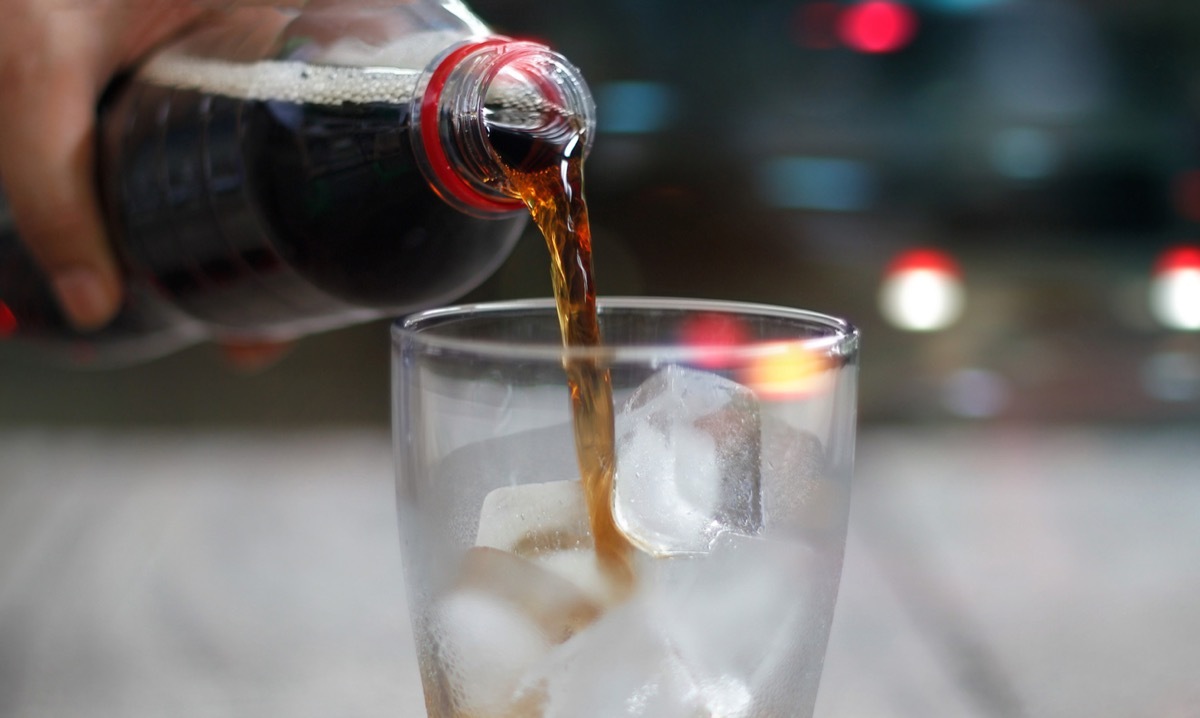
[{"xmin": 392, "ymin": 297, "xmax": 859, "ymax": 718}]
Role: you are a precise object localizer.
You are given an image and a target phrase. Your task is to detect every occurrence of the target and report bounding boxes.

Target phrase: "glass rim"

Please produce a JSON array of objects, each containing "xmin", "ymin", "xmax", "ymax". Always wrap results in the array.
[{"xmin": 393, "ymin": 296, "xmax": 859, "ymax": 364}]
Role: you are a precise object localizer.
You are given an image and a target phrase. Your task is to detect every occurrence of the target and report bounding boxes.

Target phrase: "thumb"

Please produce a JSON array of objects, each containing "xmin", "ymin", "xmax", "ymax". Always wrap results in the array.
[{"xmin": 0, "ymin": 29, "xmax": 122, "ymax": 330}]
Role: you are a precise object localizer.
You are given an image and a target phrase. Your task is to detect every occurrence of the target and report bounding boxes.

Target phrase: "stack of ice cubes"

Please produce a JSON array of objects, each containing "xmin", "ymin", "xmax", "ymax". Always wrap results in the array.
[{"xmin": 430, "ymin": 365, "xmax": 830, "ymax": 718}]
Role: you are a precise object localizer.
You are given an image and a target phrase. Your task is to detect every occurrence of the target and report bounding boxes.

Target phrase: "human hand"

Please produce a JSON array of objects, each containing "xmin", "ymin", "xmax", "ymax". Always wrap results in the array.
[{"xmin": 0, "ymin": 0, "xmax": 207, "ymax": 330}]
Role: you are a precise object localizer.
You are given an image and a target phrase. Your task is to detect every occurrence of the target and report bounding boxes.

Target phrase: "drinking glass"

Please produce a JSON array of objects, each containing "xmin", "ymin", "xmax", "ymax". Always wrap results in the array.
[{"xmin": 392, "ymin": 297, "xmax": 859, "ymax": 718}]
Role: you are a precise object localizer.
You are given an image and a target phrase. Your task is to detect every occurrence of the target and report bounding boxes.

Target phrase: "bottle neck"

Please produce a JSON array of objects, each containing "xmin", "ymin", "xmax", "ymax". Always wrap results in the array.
[{"xmin": 414, "ymin": 38, "xmax": 596, "ymax": 217}]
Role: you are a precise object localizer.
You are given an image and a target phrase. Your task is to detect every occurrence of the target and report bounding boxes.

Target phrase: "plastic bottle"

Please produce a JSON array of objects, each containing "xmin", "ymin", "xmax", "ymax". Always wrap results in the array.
[{"xmin": 0, "ymin": 0, "xmax": 595, "ymax": 365}]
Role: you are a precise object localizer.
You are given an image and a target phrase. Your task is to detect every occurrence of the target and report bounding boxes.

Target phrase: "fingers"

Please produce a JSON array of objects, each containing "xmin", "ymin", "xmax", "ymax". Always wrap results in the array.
[{"xmin": 0, "ymin": 10, "xmax": 122, "ymax": 330}]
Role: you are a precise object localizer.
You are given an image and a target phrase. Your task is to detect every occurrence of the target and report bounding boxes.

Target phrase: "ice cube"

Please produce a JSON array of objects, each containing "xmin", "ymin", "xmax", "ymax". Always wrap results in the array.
[
  {"xmin": 519, "ymin": 536, "xmax": 819, "ymax": 718},
  {"xmin": 455, "ymin": 547, "xmax": 602, "ymax": 644},
  {"xmin": 503, "ymin": 535, "xmax": 829, "ymax": 718},
  {"xmin": 760, "ymin": 416, "xmax": 840, "ymax": 538},
  {"xmin": 514, "ymin": 598, "xmax": 710, "ymax": 718},
  {"xmin": 613, "ymin": 365, "xmax": 762, "ymax": 555},
  {"xmin": 432, "ymin": 546, "xmax": 606, "ymax": 717},
  {"xmin": 533, "ymin": 547, "xmax": 625, "ymax": 610},
  {"xmin": 652, "ymin": 534, "xmax": 830, "ymax": 717},
  {"xmin": 475, "ymin": 481, "xmax": 619, "ymax": 606},
  {"xmin": 421, "ymin": 422, "xmax": 579, "ymax": 562},
  {"xmin": 433, "ymin": 588, "xmax": 552, "ymax": 718},
  {"xmin": 476, "ymin": 480, "xmax": 592, "ymax": 557}
]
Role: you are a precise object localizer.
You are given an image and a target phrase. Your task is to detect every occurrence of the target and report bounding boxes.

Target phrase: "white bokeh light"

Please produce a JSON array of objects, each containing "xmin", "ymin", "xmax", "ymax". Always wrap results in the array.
[
  {"xmin": 879, "ymin": 268, "xmax": 965, "ymax": 332},
  {"xmin": 1149, "ymin": 268, "xmax": 1200, "ymax": 331}
]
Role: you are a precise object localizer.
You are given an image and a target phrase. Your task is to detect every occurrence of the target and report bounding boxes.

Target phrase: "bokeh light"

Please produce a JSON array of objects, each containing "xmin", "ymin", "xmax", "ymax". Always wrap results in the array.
[
  {"xmin": 839, "ymin": 1, "xmax": 919, "ymax": 54},
  {"xmin": 879, "ymin": 249, "xmax": 965, "ymax": 331},
  {"xmin": 0, "ymin": 301, "xmax": 16, "ymax": 338},
  {"xmin": 595, "ymin": 81, "xmax": 678, "ymax": 135},
  {"xmin": 679, "ymin": 312, "xmax": 750, "ymax": 369},
  {"xmin": 1149, "ymin": 246, "xmax": 1200, "ymax": 331},
  {"xmin": 743, "ymin": 342, "xmax": 830, "ymax": 399},
  {"xmin": 758, "ymin": 156, "xmax": 876, "ymax": 212}
]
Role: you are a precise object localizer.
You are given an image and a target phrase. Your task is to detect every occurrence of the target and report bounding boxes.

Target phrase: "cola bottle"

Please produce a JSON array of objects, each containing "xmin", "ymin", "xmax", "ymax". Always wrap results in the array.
[{"xmin": 0, "ymin": 1, "xmax": 595, "ymax": 365}]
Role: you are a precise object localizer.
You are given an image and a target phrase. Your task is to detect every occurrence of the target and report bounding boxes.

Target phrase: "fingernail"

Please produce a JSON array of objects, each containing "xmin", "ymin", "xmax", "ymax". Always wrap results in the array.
[{"xmin": 52, "ymin": 266, "xmax": 115, "ymax": 330}]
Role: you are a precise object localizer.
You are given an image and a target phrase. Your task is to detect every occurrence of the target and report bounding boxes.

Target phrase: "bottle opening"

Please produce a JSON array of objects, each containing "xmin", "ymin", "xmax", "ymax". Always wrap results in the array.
[
  {"xmin": 480, "ymin": 47, "xmax": 591, "ymax": 175},
  {"xmin": 416, "ymin": 38, "xmax": 596, "ymax": 217}
]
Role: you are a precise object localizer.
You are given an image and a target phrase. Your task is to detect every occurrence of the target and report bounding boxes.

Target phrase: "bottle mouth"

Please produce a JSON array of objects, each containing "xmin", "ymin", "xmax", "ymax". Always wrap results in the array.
[
  {"xmin": 417, "ymin": 38, "xmax": 596, "ymax": 217},
  {"xmin": 477, "ymin": 45, "xmax": 594, "ymax": 173}
]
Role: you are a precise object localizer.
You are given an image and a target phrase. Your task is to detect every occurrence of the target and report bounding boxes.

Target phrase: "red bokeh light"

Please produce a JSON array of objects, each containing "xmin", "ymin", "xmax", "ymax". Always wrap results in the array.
[
  {"xmin": 0, "ymin": 301, "xmax": 16, "ymax": 338},
  {"xmin": 793, "ymin": 2, "xmax": 843, "ymax": 50},
  {"xmin": 839, "ymin": 0, "xmax": 918, "ymax": 54},
  {"xmin": 680, "ymin": 312, "xmax": 749, "ymax": 368},
  {"xmin": 1154, "ymin": 245, "xmax": 1200, "ymax": 275},
  {"xmin": 885, "ymin": 248, "xmax": 960, "ymax": 278}
]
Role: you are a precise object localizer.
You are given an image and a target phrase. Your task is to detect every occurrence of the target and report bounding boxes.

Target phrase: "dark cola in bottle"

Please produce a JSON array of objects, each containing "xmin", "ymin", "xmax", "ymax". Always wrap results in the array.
[{"xmin": 0, "ymin": 1, "xmax": 595, "ymax": 365}]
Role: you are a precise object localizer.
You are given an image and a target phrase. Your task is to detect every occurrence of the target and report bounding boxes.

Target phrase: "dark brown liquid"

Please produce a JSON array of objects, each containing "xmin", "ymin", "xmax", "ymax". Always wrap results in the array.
[
  {"xmin": 0, "ymin": 81, "xmax": 527, "ymax": 364},
  {"xmin": 492, "ymin": 128, "xmax": 635, "ymax": 592},
  {"xmin": 423, "ymin": 122, "xmax": 635, "ymax": 718}
]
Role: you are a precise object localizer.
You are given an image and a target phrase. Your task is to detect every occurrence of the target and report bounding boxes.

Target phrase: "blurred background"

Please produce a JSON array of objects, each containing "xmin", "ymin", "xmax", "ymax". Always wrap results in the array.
[
  {"xmin": 3, "ymin": 0, "xmax": 1200, "ymax": 716},
  {"xmin": 6, "ymin": 0, "xmax": 1200, "ymax": 425}
]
